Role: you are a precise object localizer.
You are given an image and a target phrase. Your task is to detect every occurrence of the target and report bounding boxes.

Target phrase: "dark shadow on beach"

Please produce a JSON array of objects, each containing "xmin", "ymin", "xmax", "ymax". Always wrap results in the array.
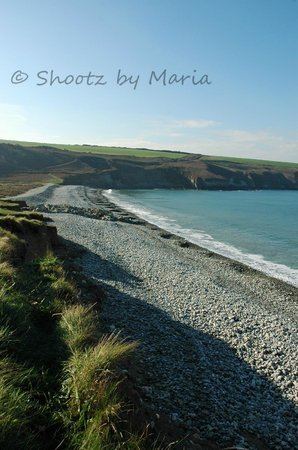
[{"xmin": 60, "ymin": 237, "xmax": 297, "ymax": 450}]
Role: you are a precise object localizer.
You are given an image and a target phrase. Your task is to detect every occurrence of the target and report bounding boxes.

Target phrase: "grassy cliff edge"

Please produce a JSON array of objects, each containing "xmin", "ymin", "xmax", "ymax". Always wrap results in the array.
[{"xmin": 0, "ymin": 199, "xmax": 146, "ymax": 449}]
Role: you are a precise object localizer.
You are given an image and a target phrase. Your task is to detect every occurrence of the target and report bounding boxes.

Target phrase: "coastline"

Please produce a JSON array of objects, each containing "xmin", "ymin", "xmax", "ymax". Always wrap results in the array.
[
  {"xmin": 12, "ymin": 184, "xmax": 298, "ymax": 448},
  {"xmin": 102, "ymin": 189, "xmax": 298, "ymax": 288},
  {"xmin": 16, "ymin": 183, "xmax": 297, "ymax": 290}
]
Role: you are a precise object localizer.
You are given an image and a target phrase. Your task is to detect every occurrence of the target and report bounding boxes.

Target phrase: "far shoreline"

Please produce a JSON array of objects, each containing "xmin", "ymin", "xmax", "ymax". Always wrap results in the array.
[
  {"xmin": 101, "ymin": 188, "xmax": 298, "ymax": 290},
  {"xmin": 8, "ymin": 182, "xmax": 298, "ymax": 291}
]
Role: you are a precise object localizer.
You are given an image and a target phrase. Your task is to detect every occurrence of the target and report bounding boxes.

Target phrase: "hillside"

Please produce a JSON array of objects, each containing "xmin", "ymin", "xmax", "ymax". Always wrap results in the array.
[
  {"xmin": 0, "ymin": 139, "xmax": 187, "ymax": 159},
  {"xmin": 0, "ymin": 142, "xmax": 297, "ymax": 193},
  {"xmin": 1, "ymin": 138, "xmax": 297, "ymax": 168}
]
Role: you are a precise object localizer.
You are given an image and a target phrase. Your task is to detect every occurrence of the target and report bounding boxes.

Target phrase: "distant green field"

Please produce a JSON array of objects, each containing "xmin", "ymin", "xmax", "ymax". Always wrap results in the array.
[
  {"xmin": 1, "ymin": 139, "xmax": 297, "ymax": 168},
  {"xmin": 201, "ymin": 155, "xmax": 298, "ymax": 169},
  {"xmin": 0, "ymin": 139, "xmax": 186, "ymax": 159}
]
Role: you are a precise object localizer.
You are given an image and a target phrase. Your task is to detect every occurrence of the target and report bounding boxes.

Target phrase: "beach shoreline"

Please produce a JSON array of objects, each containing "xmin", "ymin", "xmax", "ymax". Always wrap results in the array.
[
  {"xmin": 12, "ymin": 184, "xmax": 298, "ymax": 449},
  {"xmin": 18, "ymin": 183, "xmax": 297, "ymax": 290},
  {"xmin": 102, "ymin": 188, "xmax": 298, "ymax": 288}
]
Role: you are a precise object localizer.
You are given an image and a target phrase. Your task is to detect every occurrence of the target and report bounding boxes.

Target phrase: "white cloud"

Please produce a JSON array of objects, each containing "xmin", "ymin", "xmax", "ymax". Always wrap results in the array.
[
  {"xmin": 218, "ymin": 129, "xmax": 281, "ymax": 143},
  {"xmin": 174, "ymin": 119, "xmax": 219, "ymax": 129},
  {"xmin": 209, "ymin": 129, "xmax": 298, "ymax": 162},
  {"xmin": 0, "ymin": 107, "xmax": 296, "ymax": 163},
  {"xmin": 148, "ymin": 117, "xmax": 219, "ymax": 134},
  {"xmin": 141, "ymin": 120, "xmax": 298, "ymax": 162},
  {"xmin": 171, "ymin": 130, "xmax": 298, "ymax": 162},
  {"xmin": 98, "ymin": 128, "xmax": 298, "ymax": 163}
]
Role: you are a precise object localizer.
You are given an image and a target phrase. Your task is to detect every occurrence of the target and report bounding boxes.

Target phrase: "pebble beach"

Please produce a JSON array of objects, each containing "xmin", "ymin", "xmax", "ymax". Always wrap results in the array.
[{"xmin": 16, "ymin": 184, "xmax": 298, "ymax": 449}]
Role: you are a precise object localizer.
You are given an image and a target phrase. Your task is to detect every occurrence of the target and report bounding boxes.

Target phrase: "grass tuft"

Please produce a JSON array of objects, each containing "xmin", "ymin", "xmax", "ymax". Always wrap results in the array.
[
  {"xmin": 0, "ymin": 359, "xmax": 37, "ymax": 449},
  {"xmin": 51, "ymin": 277, "xmax": 77, "ymax": 301},
  {"xmin": 60, "ymin": 334, "xmax": 137, "ymax": 449},
  {"xmin": 60, "ymin": 305, "xmax": 97, "ymax": 352},
  {"xmin": 63, "ymin": 335, "xmax": 136, "ymax": 411},
  {"xmin": 0, "ymin": 261, "xmax": 16, "ymax": 279},
  {"xmin": 0, "ymin": 230, "xmax": 26, "ymax": 264}
]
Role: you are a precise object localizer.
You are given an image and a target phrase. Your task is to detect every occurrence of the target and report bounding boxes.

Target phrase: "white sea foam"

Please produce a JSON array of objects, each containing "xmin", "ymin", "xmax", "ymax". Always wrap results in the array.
[{"xmin": 103, "ymin": 189, "xmax": 298, "ymax": 287}]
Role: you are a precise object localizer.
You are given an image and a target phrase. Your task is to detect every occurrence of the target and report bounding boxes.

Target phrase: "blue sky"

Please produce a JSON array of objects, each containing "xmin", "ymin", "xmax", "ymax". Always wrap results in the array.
[{"xmin": 0, "ymin": 0, "xmax": 297, "ymax": 161}]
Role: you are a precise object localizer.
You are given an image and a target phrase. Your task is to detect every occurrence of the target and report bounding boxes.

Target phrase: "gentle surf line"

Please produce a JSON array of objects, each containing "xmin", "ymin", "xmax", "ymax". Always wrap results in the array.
[{"xmin": 103, "ymin": 189, "xmax": 298, "ymax": 287}]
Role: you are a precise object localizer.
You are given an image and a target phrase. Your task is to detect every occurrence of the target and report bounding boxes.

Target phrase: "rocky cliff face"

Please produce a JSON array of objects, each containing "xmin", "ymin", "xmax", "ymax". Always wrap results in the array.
[
  {"xmin": 63, "ymin": 157, "xmax": 298, "ymax": 190},
  {"xmin": 1, "ymin": 143, "xmax": 297, "ymax": 190}
]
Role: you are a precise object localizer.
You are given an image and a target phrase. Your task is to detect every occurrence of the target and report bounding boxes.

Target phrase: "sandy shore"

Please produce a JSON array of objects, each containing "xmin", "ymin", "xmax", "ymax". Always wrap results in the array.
[{"xmin": 15, "ymin": 184, "xmax": 298, "ymax": 449}]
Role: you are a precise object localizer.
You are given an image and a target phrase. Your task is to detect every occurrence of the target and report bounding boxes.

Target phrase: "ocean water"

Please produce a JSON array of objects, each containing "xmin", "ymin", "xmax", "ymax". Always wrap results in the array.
[{"xmin": 103, "ymin": 189, "xmax": 298, "ymax": 287}]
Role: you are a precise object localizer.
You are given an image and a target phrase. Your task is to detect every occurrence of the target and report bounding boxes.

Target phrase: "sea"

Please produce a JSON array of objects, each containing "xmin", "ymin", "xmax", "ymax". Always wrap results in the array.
[{"xmin": 103, "ymin": 189, "xmax": 298, "ymax": 287}]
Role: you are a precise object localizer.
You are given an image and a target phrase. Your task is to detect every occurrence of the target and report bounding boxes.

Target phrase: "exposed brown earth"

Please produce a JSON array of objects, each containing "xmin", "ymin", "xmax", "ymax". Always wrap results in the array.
[{"xmin": 1, "ymin": 142, "xmax": 297, "ymax": 191}]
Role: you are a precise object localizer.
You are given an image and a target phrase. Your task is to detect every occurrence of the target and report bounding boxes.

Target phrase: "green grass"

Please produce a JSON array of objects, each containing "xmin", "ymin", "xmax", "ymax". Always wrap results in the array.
[
  {"xmin": 0, "ymin": 254, "xmax": 68, "ymax": 449},
  {"xmin": 0, "ymin": 200, "xmax": 45, "ymax": 234},
  {"xmin": 0, "ymin": 201, "xmax": 22, "ymax": 210},
  {"xmin": 0, "ymin": 207, "xmax": 145, "ymax": 449},
  {"xmin": 0, "ymin": 229, "xmax": 26, "ymax": 264},
  {"xmin": 201, "ymin": 155, "xmax": 298, "ymax": 169},
  {"xmin": 0, "ymin": 249, "xmax": 143, "ymax": 448},
  {"xmin": 60, "ymin": 325, "xmax": 137, "ymax": 449},
  {"xmin": 59, "ymin": 305, "xmax": 97, "ymax": 352},
  {"xmin": 0, "ymin": 358, "xmax": 37, "ymax": 449},
  {"xmin": 0, "ymin": 208, "xmax": 44, "ymax": 220},
  {"xmin": 0, "ymin": 139, "xmax": 186, "ymax": 159},
  {"xmin": 0, "ymin": 204, "xmax": 45, "ymax": 248},
  {"xmin": 1, "ymin": 138, "xmax": 297, "ymax": 167}
]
